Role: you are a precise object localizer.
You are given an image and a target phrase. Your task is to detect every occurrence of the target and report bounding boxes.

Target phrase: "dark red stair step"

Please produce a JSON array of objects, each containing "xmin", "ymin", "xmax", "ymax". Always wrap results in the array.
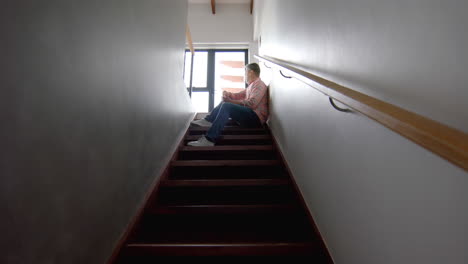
[
  {"xmin": 180, "ymin": 145, "xmax": 274, "ymax": 151},
  {"xmin": 184, "ymin": 135, "xmax": 272, "ymax": 145},
  {"xmin": 171, "ymin": 159, "xmax": 279, "ymax": 167},
  {"xmin": 122, "ymin": 242, "xmax": 320, "ymax": 256},
  {"xmin": 149, "ymin": 204, "xmax": 300, "ymax": 215},
  {"xmin": 159, "ymin": 178, "xmax": 289, "ymax": 187},
  {"xmin": 156, "ymin": 185, "xmax": 297, "ymax": 205},
  {"xmin": 169, "ymin": 163, "xmax": 289, "ymax": 180},
  {"xmin": 178, "ymin": 145, "xmax": 276, "ymax": 160},
  {"xmin": 129, "ymin": 212, "xmax": 316, "ymax": 244},
  {"xmin": 189, "ymin": 126, "xmax": 269, "ymax": 135}
]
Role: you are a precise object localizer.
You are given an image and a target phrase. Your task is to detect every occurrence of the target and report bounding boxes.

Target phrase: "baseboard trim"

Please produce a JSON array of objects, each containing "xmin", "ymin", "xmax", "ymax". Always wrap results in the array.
[{"xmin": 106, "ymin": 112, "xmax": 196, "ymax": 264}]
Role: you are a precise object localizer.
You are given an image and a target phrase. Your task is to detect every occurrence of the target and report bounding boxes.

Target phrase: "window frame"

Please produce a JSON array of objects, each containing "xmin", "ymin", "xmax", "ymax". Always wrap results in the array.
[{"xmin": 184, "ymin": 49, "xmax": 248, "ymax": 111}]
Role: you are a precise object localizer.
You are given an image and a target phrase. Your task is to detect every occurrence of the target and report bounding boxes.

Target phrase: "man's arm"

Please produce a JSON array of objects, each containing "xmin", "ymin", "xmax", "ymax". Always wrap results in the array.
[
  {"xmin": 225, "ymin": 89, "xmax": 246, "ymax": 100},
  {"xmin": 223, "ymin": 98, "xmax": 245, "ymax": 105}
]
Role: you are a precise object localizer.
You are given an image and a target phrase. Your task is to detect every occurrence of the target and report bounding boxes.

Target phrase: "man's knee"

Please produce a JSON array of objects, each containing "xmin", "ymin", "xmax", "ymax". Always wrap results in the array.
[
  {"xmin": 223, "ymin": 102, "xmax": 236, "ymax": 109},
  {"xmin": 215, "ymin": 101, "xmax": 230, "ymax": 113},
  {"xmin": 214, "ymin": 102, "xmax": 225, "ymax": 109}
]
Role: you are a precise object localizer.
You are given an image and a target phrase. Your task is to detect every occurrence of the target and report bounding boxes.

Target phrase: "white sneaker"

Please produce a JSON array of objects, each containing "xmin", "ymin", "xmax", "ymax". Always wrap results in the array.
[
  {"xmin": 190, "ymin": 119, "xmax": 212, "ymax": 127},
  {"xmin": 187, "ymin": 136, "xmax": 215, "ymax": 147}
]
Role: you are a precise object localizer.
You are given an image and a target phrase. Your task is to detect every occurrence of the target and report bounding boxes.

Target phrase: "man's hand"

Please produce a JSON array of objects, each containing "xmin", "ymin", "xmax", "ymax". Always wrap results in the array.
[
  {"xmin": 222, "ymin": 91, "xmax": 230, "ymax": 101},
  {"xmin": 222, "ymin": 90, "xmax": 245, "ymax": 106}
]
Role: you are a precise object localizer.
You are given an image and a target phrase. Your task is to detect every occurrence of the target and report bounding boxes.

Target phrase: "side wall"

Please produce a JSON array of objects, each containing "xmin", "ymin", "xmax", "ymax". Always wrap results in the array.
[
  {"xmin": 0, "ymin": 1, "xmax": 192, "ymax": 263},
  {"xmin": 254, "ymin": 0, "xmax": 468, "ymax": 263}
]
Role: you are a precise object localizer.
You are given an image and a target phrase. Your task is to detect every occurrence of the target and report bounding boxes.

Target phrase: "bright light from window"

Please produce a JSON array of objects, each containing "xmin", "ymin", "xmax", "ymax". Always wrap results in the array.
[
  {"xmin": 184, "ymin": 51, "xmax": 208, "ymax": 88},
  {"xmin": 191, "ymin": 92, "xmax": 209, "ymax": 113},
  {"xmin": 214, "ymin": 52, "xmax": 246, "ymax": 107}
]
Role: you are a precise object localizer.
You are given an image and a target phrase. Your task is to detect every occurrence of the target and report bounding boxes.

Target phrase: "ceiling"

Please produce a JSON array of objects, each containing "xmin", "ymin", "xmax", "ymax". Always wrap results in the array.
[{"xmin": 189, "ymin": 0, "xmax": 253, "ymax": 15}]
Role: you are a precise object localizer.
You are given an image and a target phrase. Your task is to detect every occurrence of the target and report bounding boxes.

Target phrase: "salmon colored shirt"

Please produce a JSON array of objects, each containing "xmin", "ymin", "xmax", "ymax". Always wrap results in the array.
[{"xmin": 226, "ymin": 78, "xmax": 269, "ymax": 124}]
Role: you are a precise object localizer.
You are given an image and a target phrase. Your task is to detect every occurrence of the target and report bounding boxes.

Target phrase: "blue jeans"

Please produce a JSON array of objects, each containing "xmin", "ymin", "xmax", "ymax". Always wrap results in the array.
[{"xmin": 204, "ymin": 102, "xmax": 261, "ymax": 142}]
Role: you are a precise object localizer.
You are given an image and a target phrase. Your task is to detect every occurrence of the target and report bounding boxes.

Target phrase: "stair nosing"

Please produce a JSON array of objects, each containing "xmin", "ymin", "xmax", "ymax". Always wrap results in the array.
[
  {"xmin": 123, "ymin": 242, "xmax": 319, "ymax": 256},
  {"xmin": 180, "ymin": 145, "xmax": 274, "ymax": 151},
  {"xmin": 160, "ymin": 178, "xmax": 289, "ymax": 187},
  {"xmin": 189, "ymin": 127, "xmax": 267, "ymax": 132},
  {"xmin": 150, "ymin": 204, "xmax": 299, "ymax": 214},
  {"xmin": 126, "ymin": 242, "xmax": 316, "ymax": 247},
  {"xmin": 171, "ymin": 160, "xmax": 280, "ymax": 167},
  {"xmin": 185, "ymin": 135, "xmax": 271, "ymax": 140}
]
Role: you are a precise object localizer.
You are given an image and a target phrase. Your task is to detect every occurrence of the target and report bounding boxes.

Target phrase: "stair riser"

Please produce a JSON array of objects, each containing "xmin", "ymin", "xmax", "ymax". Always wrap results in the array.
[
  {"xmin": 190, "ymin": 120, "xmax": 239, "ymax": 127},
  {"xmin": 178, "ymin": 151, "xmax": 276, "ymax": 160},
  {"xmin": 156, "ymin": 185, "xmax": 297, "ymax": 205},
  {"xmin": 150, "ymin": 205, "xmax": 300, "ymax": 215},
  {"xmin": 184, "ymin": 139, "xmax": 272, "ymax": 145},
  {"xmin": 160, "ymin": 178, "xmax": 289, "ymax": 187},
  {"xmin": 120, "ymin": 244, "xmax": 320, "ymax": 257},
  {"xmin": 113, "ymin": 124, "xmax": 333, "ymax": 261},
  {"xmin": 189, "ymin": 129, "xmax": 269, "ymax": 135},
  {"xmin": 130, "ymin": 213, "xmax": 315, "ymax": 244},
  {"xmin": 169, "ymin": 165, "xmax": 288, "ymax": 180}
]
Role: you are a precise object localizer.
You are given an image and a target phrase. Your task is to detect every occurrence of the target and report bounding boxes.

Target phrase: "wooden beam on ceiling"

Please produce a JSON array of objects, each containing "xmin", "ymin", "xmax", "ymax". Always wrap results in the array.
[
  {"xmin": 211, "ymin": 0, "xmax": 216, "ymax": 14},
  {"xmin": 250, "ymin": 0, "xmax": 254, "ymax": 14}
]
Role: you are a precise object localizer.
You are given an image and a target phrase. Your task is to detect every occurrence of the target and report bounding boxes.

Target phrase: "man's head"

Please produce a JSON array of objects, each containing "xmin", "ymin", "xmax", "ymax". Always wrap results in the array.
[{"xmin": 245, "ymin": 63, "xmax": 261, "ymax": 84}]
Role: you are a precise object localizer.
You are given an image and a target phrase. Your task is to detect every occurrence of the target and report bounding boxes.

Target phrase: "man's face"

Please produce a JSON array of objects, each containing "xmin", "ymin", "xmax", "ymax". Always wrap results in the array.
[{"xmin": 245, "ymin": 69, "xmax": 253, "ymax": 84}]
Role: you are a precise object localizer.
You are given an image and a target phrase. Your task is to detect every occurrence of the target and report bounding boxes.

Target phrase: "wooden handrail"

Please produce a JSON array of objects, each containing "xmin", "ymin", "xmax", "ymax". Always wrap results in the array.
[
  {"xmin": 185, "ymin": 24, "xmax": 194, "ymax": 55},
  {"xmin": 185, "ymin": 24, "xmax": 194, "ymax": 97},
  {"xmin": 255, "ymin": 54, "xmax": 468, "ymax": 171},
  {"xmin": 211, "ymin": 0, "xmax": 216, "ymax": 15}
]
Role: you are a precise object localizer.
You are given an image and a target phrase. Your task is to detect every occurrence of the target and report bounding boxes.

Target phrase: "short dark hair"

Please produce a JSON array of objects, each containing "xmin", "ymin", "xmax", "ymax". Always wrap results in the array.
[{"xmin": 246, "ymin": 63, "xmax": 261, "ymax": 76}]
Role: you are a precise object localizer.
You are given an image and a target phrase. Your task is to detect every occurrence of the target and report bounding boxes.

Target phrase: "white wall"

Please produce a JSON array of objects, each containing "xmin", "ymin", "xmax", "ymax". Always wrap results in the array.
[
  {"xmin": 0, "ymin": 1, "xmax": 192, "ymax": 263},
  {"xmin": 188, "ymin": 3, "xmax": 253, "ymax": 45},
  {"xmin": 255, "ymin": 0, "xmax": 468, "ymax": 133},
  {"xmin": 188, "ymin": 3, "xmax": 256, "ymax": 61},
  {"xmin": 254, "ymin": 0, "xmax": 468, "ymax": 263}
]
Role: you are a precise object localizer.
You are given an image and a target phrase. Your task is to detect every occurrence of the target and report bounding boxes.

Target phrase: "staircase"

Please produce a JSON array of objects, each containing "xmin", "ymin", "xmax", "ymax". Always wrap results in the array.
[{"xmin": 113, "ymin": 116, "xmax": 333, "ymax": 261}]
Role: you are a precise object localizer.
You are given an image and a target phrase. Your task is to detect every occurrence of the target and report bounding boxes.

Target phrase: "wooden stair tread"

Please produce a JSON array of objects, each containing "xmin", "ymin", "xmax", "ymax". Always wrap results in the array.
[
  {"xmin": 184, "ymin": 135, "xmax": 272, "ymax": 146},
  {"xmin": 157, "ymin": 186, "xmax": 296, "ymax": 205},
  {"xmin": 171, "ymin": 160, "xmax": 280, "ymax": 167},
  {"xmin": 169, "ymin": 163, "xmax": 289, "ymax": 179},
  {"xmin": 127, "ymin": 242, "xmax": 315, "ymax": 246},
  {"xmin": 189, "ymin": 128, "xmax": 266, "ymax": 132},
  {"xmin": 185, "ymin": 135, "xmax": 271, "ymax": 141},
  {"xmin": 178, "ymin": 145, "xmax": 277, "ymax": 160},
  {"xmin": 180, "ymin": 145, "xmax": 274, "ymax": 151},
  {"xmin": 131, "ymin": 212, "xmax": 315, "ymax": 243},
  {"xmin": 189, "ymin": 127, "xmax": 269, "ymax": 135},
  {"xmin": 112, "ymin": 123, "xmax": 333, "ymax": 261},
  {"xmin": 150, "ymin": 204, "xmax": 299, "ymax": 214},
  {"xmin": 189, "ymin": 127, "xmax": 267, "ymax": 132},
  {"xmin": 160, "ymin": 179, "xmax": 289, "ymax": 187},
  {"xmin": 189, "ymin": 126, "xmax": 268, "ymax": 132},
  {"xmin": 123, "ymin": 242, "xmax": 319, "ymax": 256}
]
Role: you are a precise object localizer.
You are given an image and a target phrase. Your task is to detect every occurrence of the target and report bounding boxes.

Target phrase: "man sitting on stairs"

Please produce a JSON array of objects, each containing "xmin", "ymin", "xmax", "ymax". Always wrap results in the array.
[{"xmin": 188, "ymin": 62, "xmax": 269, "ymax": 147}]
